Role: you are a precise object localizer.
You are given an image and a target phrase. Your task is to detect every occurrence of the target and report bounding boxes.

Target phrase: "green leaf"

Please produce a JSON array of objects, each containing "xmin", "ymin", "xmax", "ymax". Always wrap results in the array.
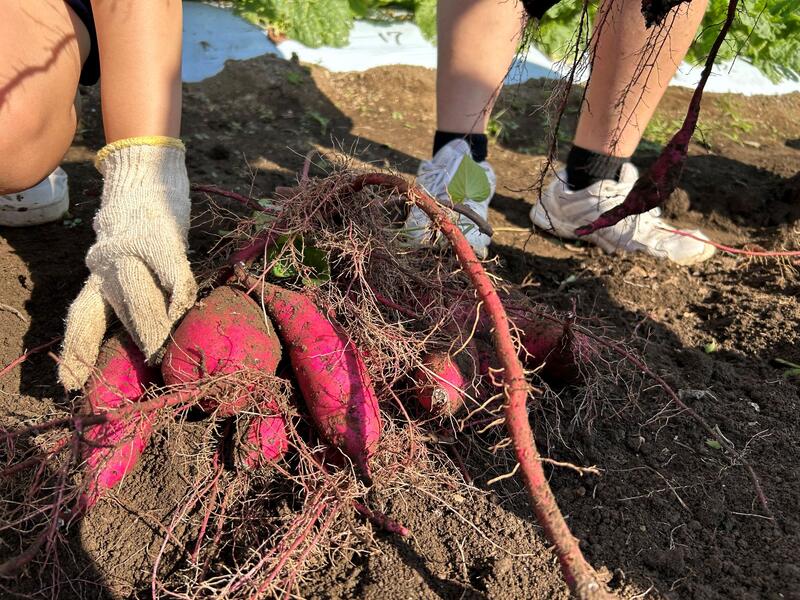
[
  {"xmin": 703, "ymin": 340, "xmax": 719, "ymax": 354},
  {"xmin": 271, "ymin": 259, "xmax": 296, "ymax": 278},
  {"xmin": 535, "ymin": 0, "xmax": 799, "ymax": 84},
  {"xmin": 234, "ymin": 0, "xmax": 353, "ymax": 47},
  {"xmin": 263, "ymin": 235, "xmax": 330, "ymax": 284},
  {"xmin": 253, "ymin": 211, "xmax": 275, "ymax": 227},
  {"xmin": 705, "ymin": 439, "xmax": 722, "ymax": 450},
  {"xmin": 265, "ymin": 236, "xmax": 297, "ymax": 279},
  {"xmin": 300, "ymin": 245, "xmax": 331, "ymax": 286},
  {"xmin": 413, "ymin": 0, "xmax": 437, "ymax": 42},
  {"xmin": 446, "ymin": 156, "xmax": 491, "ymax": 204},
  {"xmin": 233, "ymin": 0, "xmax": 799, "ymax": 81}
]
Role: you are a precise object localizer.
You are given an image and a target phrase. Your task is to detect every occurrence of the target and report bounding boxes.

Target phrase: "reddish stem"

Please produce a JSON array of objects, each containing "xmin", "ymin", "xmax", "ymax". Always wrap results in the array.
[
  {"xmin": 372, "ymin": 291, "xmax": 420, "ymax": 319},
  {"xmin": 352, "ymin": 501, "xmax": 410, "ymax": 537},
  {"xmin": 227, "ymin": 490, "xmax": 326, "ymax": 595},
  {"xmin": 3, "ymin": 389, "xmax": 201, "ymax": 441},
  {"xmin": 569, "ymin": 323, "xmax": 773, "ymax": 520},
  {"xmin": 190, "ymin": 459, "xmax": 223, "ymax": 564},
  {"xmin": 0, "ymin": 436, "xmax": 70, "ymax": 478},
  {"xmin": 348, "ymin": 173, "xmax": 610, "ymax": 599},
  {"xmin": 250, "ymin": 500, "xmax": 330, "ymax": 599},
  {"xmin": 661, "ymin": 228, "xmax": 800, "ymax": 258},
  {"xmin": 0, "ymin": 337, "xmax": 61, "ymax": 380},
  {"xmin": 0, "ymin": 523, "xmax": 50, "ymax": 578},
  {"xmin": 192, "ymin": 184, "xmax": 275, "ymax": 214},
  {"xmin": 278, "ymin": 507, "xmax": 337, "ymax": 599}
]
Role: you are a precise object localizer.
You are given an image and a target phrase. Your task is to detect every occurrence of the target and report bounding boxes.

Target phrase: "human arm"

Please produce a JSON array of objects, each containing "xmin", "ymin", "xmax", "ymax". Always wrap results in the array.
[{"xmin": 59, "ymin": 0, "xmax": 196, "ymax": 389}]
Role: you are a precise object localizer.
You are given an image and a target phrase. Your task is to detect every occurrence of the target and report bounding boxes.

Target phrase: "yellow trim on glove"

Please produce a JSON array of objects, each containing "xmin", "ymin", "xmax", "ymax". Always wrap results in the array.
[{"xmin": 95, "ymin": 136, "xmax": 185, "ymax": 168}]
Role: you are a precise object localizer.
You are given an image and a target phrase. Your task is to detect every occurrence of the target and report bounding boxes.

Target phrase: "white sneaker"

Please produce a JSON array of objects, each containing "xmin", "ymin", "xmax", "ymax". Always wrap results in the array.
[
  {"xmin": 0, "ymin": 167, "xmax": 70, "ymax": 227},
  {"xmin": 530, "ymin": 163, "xmax": 715, "ymax": 266},
  {"xmin": 405, "ymin": 139, "xmax": 496, "ymax": 259}
]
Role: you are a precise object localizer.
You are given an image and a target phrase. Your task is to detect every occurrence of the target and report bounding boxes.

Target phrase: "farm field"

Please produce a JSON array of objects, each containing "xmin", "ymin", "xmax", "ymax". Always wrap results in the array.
[{"xmin": 1, "ymin": 55, "xmax": 799, "ymax": 599}]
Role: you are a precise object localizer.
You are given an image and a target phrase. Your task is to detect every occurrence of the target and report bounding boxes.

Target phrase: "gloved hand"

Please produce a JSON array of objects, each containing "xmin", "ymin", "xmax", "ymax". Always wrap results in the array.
[{"xmin": 59, "ymin": 137, "xmax": 197, "ymax": 390}]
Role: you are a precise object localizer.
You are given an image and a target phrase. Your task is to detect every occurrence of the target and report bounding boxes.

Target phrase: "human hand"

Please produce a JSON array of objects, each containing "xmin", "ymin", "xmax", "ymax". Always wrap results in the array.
[{"xmin": 59, "ymin": 137, "xmax": 197, "ymax": 390}]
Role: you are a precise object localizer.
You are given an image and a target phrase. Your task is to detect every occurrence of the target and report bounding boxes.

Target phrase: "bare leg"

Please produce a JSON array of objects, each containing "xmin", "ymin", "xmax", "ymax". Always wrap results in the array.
[
  {"xmin": 0, "ymin": 1, "xmax": 89, "ymax": 193},
  {"xmin": 436, "ymin": 0, "xmax": 526, "ymax": 134},
  {"xmin": 574, "ymin": 0, "xmax": 709, "ymax": 157}
]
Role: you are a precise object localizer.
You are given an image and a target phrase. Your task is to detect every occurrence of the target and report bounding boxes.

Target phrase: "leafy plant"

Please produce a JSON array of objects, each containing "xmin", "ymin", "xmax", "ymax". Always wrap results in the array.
[
  {"xmin": 536, "ymin": 0, "xmax": 798, "ymax": 83},
  {"xmin": 265, "ymin": 235, "xmax": 331, "ymax": 285},
  {"xmin": 689, "ymin": 0, "xmax": 799, "ymax": 83},
  {"xmin": 232, "ymin": 0, "xmax": 797, "ymax": 83},
  {"xmin": 233, "ymin": 0, "xmax": 436, "ymax": 47},
  {"xmin": 774, "ymin": 358, "xmax": 800, "ymax": 377},
  {"xmin": 486, "ymin": 108, "xmax": 520, "ymax": 143},
  {"xmin": 235, "ymin": 0, "xmax": 354, "ymax": 47}
]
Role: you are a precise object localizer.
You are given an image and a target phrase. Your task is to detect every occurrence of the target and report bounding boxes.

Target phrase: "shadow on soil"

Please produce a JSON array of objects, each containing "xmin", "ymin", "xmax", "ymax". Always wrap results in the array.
[{"xmin": 2, "ymin": 54, "xmax": 799, "ymax": 599}]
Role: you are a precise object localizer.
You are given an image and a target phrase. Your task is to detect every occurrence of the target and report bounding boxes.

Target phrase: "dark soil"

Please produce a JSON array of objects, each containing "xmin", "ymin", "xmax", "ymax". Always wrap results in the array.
[{"xmin": 1, "ymin": 54, "xmax": 799, "ymax": 599}]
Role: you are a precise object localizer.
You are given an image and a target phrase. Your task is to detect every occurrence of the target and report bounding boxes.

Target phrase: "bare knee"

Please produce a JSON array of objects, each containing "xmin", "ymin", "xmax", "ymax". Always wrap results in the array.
[{"xmin": 0, "ymin": 109, "xmax": 75, "ymax": 194}]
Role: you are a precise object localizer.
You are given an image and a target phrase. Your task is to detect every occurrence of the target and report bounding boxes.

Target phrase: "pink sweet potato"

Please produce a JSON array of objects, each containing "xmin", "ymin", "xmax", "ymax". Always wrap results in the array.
[
  {"xmin": 415, "ymin": 340, "xmax": 480, "ymax": 416},
  {"xmin": 513, "ymin": 314, "xmax": 595, "ymax": 383},
  {"xmin": 162, "ymin": 286, "xmax": 282, "ymax": 416},
  {"xmin": 453, "ymin": 300, "xmax": 593, "ymax": 384},
  {"xmin": 237, "ymin": 402, "xmax": 289, "ymax": 469},
  {"xmin": 78, "ymin": 334, "xmax": 160, "ymax": 511},
  {"xmin": 249, "ymin": 281, "xmax": 381, "ymax": 478}
]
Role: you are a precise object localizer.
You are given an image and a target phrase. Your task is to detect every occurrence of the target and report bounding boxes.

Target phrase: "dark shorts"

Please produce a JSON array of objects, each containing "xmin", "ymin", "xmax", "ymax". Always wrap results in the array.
[
  {"xmin": 523, "ymin": 0, "xmax": 562, "ymax": 20},
  {"xmin": 64, "ymin": 0, "xmax": 100, "ymax": 85}
]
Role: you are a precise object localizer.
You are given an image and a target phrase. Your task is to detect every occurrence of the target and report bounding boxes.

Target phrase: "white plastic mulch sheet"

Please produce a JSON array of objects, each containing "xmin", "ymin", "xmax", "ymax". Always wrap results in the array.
[
  {"xmin": 182, "ymin": 2, "xmax": 800, "ymax": 95},
  {"xmin": 182, "ymin": 2, "xmax": 281, "ymax": 82}
]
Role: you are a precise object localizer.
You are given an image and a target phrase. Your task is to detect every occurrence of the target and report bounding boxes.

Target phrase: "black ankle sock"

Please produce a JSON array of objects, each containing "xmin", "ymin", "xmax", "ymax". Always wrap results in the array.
[
  {"xmin": 433, "ymin": 130, "xmax": 489, "ymax": 163},
  {"xmin": 565, "ymin": 145, "xmax": 629, "ymax": 191}
]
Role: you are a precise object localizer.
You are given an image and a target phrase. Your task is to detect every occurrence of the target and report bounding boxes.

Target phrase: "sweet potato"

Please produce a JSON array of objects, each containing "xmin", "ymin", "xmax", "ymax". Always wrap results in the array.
[
  {"xmin": 575, "ymin": 0, "xmax": 740, "ymax": 239},
  {"xmin": 415, "ymin": 340, "xmax": 480, "ymax": 416},
  {"xmin": 162, "ymin": 286, "xmax": 282, "ymax": 416},
  {"xmin": 250, "ymin": 281, "xmax": 381, "ymax": 478},
  {"xmin": 237, "ymin": 403, "xmax": 289, "ymax": 469},
  {"xmin": 514, "ymin": 314, "xmax": 594, "ymax": 383},
  {"xmin": 453, "ymin": 300, "xmax": 593, "ymax": 384},
  {"xmin": 78, "ymin": 334, "xmax": 160, "ymax": 511}
]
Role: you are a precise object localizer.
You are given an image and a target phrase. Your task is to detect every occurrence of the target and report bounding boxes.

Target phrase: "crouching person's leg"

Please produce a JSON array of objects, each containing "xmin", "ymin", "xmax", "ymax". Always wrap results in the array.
[{"xmin": 0, "ymin": 0, "xmax": 91, "ymax": 225}]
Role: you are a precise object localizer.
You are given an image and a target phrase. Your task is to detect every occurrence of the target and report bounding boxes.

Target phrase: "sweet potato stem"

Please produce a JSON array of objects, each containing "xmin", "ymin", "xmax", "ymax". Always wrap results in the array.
[
  {"xmin": 2, "ymin": 389, "xmax": 201, "ymax": 442},
  {"xmin": 348, "ymin": 173, "xmax": 610, "ymax": 599},
  {"xmin": 352, "ymin": 501, "xmax": 410, "ymax": 537},
  {"xmin": 0, "ymin": 337, "xmax": 61, "ymax": 380},
  {"xmin": 661, "ymin": 228, "xmax": 800, "ymax": 258}
]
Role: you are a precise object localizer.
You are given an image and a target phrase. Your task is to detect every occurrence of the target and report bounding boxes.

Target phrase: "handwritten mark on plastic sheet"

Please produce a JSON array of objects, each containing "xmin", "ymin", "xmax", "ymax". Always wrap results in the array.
[{"xmin": 378, "ymin": 31, "xmax": 403, "ymax": 45}]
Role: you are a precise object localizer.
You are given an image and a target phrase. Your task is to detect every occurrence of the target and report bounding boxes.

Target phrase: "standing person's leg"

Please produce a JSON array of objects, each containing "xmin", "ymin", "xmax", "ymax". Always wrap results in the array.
[
  {"xmin": 531, "ymin": 0, "xmax": 715, "ymax": 265},
  {"xmin": 406, "ymin": 0, "xmax": 526, "ymax": 259},
  {"xmin": 435, "ymin": 0, "xmax": 526, "ymax": 137},
  {"xmin": 571, "ymin": 0, "xmax": 708, "ymax": 181}
]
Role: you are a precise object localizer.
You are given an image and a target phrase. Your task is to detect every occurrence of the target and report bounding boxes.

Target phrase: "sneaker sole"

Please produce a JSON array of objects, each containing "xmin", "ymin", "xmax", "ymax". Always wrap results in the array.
[
  {"xmin": 530, "ymin": 202, "xmax": 716, "ymax": 266},
  {"xmin": 0, "ymin": 194, "xmax": 69, "ymax": 227},
  {"xmin": 0, "ymin": 168, "xmax": 70, "ymax": 227}
]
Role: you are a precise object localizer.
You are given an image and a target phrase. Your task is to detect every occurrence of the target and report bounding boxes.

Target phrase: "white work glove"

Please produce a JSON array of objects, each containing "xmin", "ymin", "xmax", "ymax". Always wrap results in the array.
[{"xmin": 59, "ymin": 137, "xmax": 197, "ymax": 390}]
